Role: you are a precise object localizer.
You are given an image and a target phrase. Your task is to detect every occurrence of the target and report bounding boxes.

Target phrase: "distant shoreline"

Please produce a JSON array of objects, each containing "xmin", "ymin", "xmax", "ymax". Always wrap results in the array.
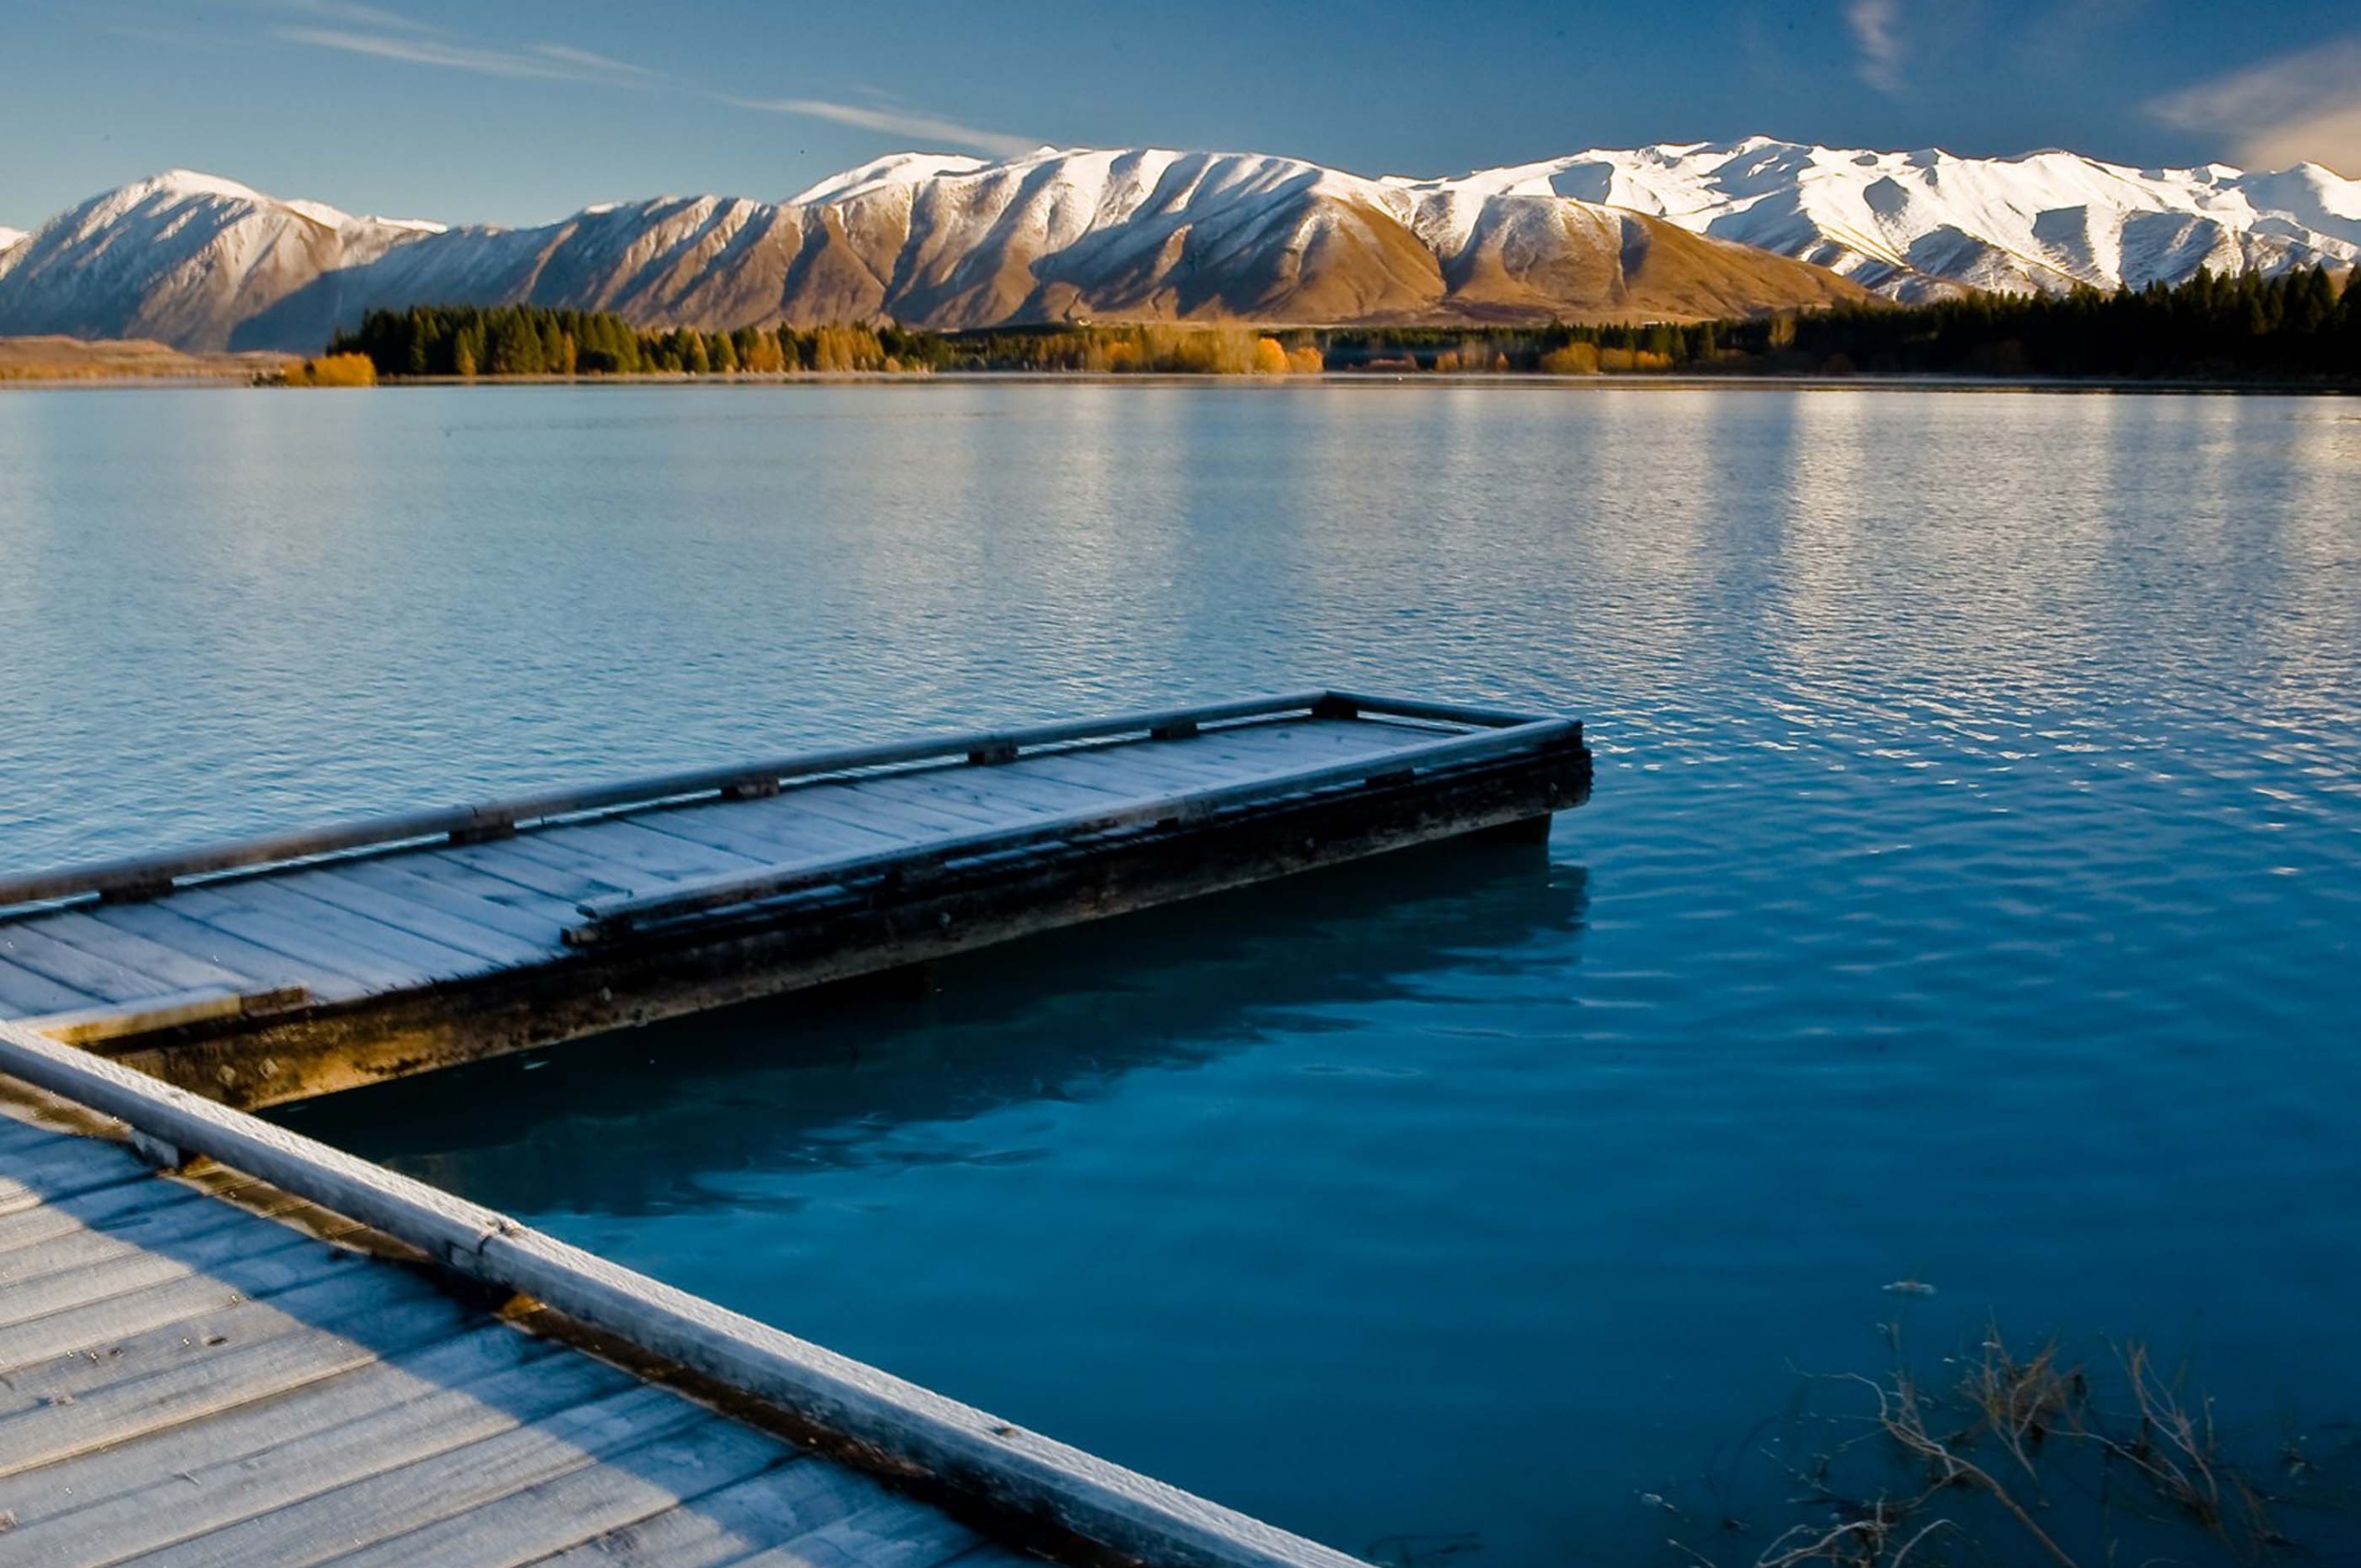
[{"xmin": 6, "ymin": 368, "xmax": 2352, "ymax": 396}]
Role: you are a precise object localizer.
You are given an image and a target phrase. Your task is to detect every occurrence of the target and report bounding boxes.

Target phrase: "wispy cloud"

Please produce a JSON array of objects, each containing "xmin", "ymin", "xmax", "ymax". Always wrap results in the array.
[
  {"xmin": 2149, "ymin": 33, "xmax": 2361, "ymax": 175},
  {"xmin": 273, "ymin": 26, "xmax": 660, "ymax": 86},
  {"xmin": 265, "ymin": 6, "xmax": 1035, "ymax": 161},
  {"xmin": 727, "ymin": 96, "xmax": 1040, "ymax": 159},
  {"xmin": 1845, "ymin": 0, "xmax": 1905, "ymax": 92}
]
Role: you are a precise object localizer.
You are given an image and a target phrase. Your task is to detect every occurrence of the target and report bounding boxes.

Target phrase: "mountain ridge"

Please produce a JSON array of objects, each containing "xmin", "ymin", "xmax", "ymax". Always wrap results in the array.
[{"xmin": 3, "ymin": 138, "xmax": 2353, "ymax": 351}]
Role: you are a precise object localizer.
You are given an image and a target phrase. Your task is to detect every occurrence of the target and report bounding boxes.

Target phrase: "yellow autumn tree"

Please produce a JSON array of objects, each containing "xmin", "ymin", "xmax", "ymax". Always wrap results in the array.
[{"xmin": 1252, "ymin": 337, "xmax": 1289, "ymax": 374}]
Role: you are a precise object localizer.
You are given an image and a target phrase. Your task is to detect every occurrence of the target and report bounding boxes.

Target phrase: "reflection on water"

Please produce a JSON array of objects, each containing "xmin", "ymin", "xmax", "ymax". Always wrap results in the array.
[
  {"xmin": 285, "ymin": 840, "xmax": 1584, "ymax": 1216},
  {"xmin": 5, "ymin": 385, "xmax": 2359, "ymax": 1567}
]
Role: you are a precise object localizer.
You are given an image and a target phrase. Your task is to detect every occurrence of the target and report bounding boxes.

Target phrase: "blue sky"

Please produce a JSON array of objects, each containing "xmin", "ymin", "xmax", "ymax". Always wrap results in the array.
[{"xmin": 6, "ymin": 0, "xmax": 2359, "ymax": 228}]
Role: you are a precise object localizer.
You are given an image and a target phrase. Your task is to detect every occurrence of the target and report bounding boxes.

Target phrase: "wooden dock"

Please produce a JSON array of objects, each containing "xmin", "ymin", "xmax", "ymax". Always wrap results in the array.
[
  {"xmin": 0, "ymin": 691, "xmax": 1588, "ymax": 1108},
  {"xmin": 0, "ymin": 1019, "xmax": 1364, "ymax": 1568}
]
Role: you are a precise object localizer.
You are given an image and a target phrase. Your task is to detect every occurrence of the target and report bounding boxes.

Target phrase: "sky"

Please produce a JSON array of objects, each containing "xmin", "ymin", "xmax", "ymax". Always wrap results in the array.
[{"xmin": 4, "ymin": 0, "xmax": 2359, "ymax": 230}]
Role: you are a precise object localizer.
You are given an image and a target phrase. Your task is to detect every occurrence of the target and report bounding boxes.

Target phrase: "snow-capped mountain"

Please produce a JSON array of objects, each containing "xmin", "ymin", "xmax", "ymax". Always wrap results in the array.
[
  {"xmin": 3, "ymin": 139, "xmax": 2354, "ymax": 350},
  {"xmin": 0, "ymin": 172, "xmax": 440, "ymax": 350},
  {"xmin": 0, "ymin": 227, "xmax": 26, "ymax": 257},
  {"xmin": 1421, "ymin": 137, "xmax": 2361, "ymax": 301},
  {"xmin": 0, "ymin": 150, "xmax": 1869, "ymax": 350}
]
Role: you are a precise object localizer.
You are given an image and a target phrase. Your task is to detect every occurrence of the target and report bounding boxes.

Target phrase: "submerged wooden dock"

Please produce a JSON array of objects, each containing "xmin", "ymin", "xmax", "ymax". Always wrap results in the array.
[
  {"xmin": 0, "ymin": 691, "xmax": 1588, "ymax": 1107},
  {"xmin": 0, "ymin": 1020, "xmax": 1363, "ymax": 1568}
]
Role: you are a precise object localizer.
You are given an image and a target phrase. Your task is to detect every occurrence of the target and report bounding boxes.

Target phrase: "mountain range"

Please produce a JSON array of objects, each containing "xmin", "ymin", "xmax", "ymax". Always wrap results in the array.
[{"xmin": 2, "ymin": 137, "xmax": 2355, "ymax": 353}]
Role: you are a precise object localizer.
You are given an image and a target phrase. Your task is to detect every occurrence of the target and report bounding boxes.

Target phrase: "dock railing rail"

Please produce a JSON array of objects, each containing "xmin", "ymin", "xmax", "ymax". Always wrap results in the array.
[
  {"xmin": 0, "ymin": 689, "xmax": 1572, "ymax": 915},
  {"xmin": 0, "ymin": 1016, "xmax": 1370, "ymax": 1568}
]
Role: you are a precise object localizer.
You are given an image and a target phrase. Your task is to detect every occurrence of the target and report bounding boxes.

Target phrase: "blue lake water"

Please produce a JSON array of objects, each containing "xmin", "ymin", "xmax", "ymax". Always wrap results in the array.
[{"xmin": 3, "ymin": 383, "xmax": 2357, "ymax": 1563}]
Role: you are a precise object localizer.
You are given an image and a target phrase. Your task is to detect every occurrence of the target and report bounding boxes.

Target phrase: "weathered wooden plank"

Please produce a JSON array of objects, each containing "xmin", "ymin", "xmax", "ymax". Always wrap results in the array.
[
  {"xmin": 144, "ymin": 1384, "xmax": 706, "ymax": 1568},
  {"xmin": 1, "ymin": 1331, "xmax": 625, "ymax": 1566},
  {"xmin": 0, "ymin": 1258, "xmax": 450, "ymax": 1413},
  {"xmin": 0, "ymin": 1321, "xmax": 578, "ymax": 1528},
  {"xmin": 281, "ymin": 868, "xmax": 557, "ymax": 967},
  {"xmin": 0, "ymin": 924, "xmax": 185, "ymax": 1005},
  {"xmin": 334, "ymin": 858, "xmax": 577, "ymax": 944},
  {"xmin": 0, "ymin": 1288, "xmax": 476, "ymax": 1479},
  {"xmin": 837, "ymin": 778, "xmax": 1030, "ymax": 832},
  {"xmin": 616, "ymin": 807, "xmax": 859, "ymax": 871},
  {"xmin": 0, "ymin": 1170, "xmax": 213, "ymax": 1258},
  {"xmin": 723, "ymin": 1498, "xmax": 984, "ymax": 1568},
  {"xmin": 437, "ymin": 837, "xmax": 637, "ymax": 903},
  {"xmin": 136, "ymin": 889, "xmax": 424, "ymax": 993},
  {"xmin": 0, "ymin": 1217, "xmax": 342, "ymax": 1334},
  {"xmin": 0, "ymin": 1241, "xmax": 362, "ymax": 1375},
  {"xmin": 0, "ymin": 1133, "xmax": 151, "ymax": 1218},
  {"xmin": 778, "ymin": 788, "xmax": 999, "ymax": 843},
  {"xmin": 518, "ymin": 1458, "xmax": 882, "ymax": 1568},
  {"xmin": 11, "ymin": 909, "xmax": 253, "ymax": 993},
  {"xmin": 168, "ymin": 884, "xmax": 475, "ymax": 990},
  {"xmin": 877, "ymin": 766, "xmax": 1126, "ymax": 819},
  {"xmin": 319, "ymin": 1420, "xmax": 794, "ymax": 1568},
  {"xmin": 664, "ymin": 794, "xmax": 908, "ymax": 859},
  {"xmin": 80, "ymin": 901, "xmax": 372, "ymax": 1004},
  {"xmin": 0, "ymin": 958, "xmax": 101, "ymax": 1019},
  {"xmin": 527, "ymin": 820, "xmax": 766, "ymax": 885}
]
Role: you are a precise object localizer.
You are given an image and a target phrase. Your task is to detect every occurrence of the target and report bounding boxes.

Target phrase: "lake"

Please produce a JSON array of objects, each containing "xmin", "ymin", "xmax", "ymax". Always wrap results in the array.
[{"xmin": 3, "ymin": 382, "xmax": 2356, "ymax": 1564}]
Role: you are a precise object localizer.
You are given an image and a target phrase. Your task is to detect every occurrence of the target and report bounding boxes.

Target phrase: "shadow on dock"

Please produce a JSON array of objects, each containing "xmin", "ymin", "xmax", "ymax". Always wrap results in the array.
[{"xmin": 276, "ymin": 838, "xmax": 1589, "ymax": 1214}]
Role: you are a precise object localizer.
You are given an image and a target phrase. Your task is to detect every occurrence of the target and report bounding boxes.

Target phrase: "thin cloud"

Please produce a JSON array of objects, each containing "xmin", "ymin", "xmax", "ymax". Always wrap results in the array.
[
  {"xmin": 266, "ymin": 0, "xmax": 433, "ymax": 31},
  {"xmin": 728, "ymin": 96, "xmax": 1040, "ymax": 160},
  {"xmin": 2149, "ymin": 34, "xmax": 2361, "ymax": 175},
  {"xmin": 1845, "ymin": 0, "xmax": 1905, "ymax": 92},
  {"xmin": 274, "ymin": 26, "xmax": 658, "ymax": 86}
]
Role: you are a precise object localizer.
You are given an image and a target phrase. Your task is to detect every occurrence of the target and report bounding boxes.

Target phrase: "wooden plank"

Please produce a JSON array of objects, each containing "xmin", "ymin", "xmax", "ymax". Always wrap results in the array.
[
  {"xmin": 81, "ymin": 902, "xmax": 371, "ymax": 1004},
  {"xmin": 0, "ymin": 1170, "xmax": 214, "ymax": 1258},
  {"xmin": 0, "ymin": 1287, "xmax": 477, "ymax": 1479},
  {"xmin": 519, "ymin": 1457, "xmax": 882, "ymax": 1568},
  {"xmin": 0, "ymin": 1240, "xmax": 386, "ymax": 1384},
  {"xmin": 3, "ymin": 1330, "xmax": 627, "ymax": 1566},
  {"xmin": 0, "ymin": 1216, "xmax": 341, "ymax": 1334},
  {"xmin": 618, "ymin": 807, "xmax": 859, "ymax": 871},
  {"xmin": 775, "ymin": 788, "xmax": 999, "ymax": 843},
  {"xmin": 667, "ymin": 794, "xmax": 908, "ymax": 859},
  {"xmin": 435, "ymin": 838, "xmax": 636, "ymax": 903},
  {"xmin": 334, "ymin": 858, "xmax": 577, "ymax": 944},
  {"xmin": 121, "ymin": 887, "xmax": 420, "ymax": 987},
  {"xmin": 0, "ymin": 924, "xmax": 187, "ymax": 1005},
  {"xmin": 278, "ymin": 868, "xmax": 556, "ymax": 967},
  {"xmin": 0, "ymin": 1259, "xmax": 451, "ymax": 1413},
  {"xmin": 317, "ymin": 1418, "xmax": 793, "ymax": 1568},
  {"xmin": 530, "ymin": 820, "xmax": 769, "ymax": 883},
  {"xmin": 838, "ymin": 778, "xmax": 1034, "ymax": 831},
  {"xmin": 724, "ymin": 1498, "xmax": 984, "ymax": 1568},
  {"xmin": 147, "ymin": 1384, "xmax": 707, "ymax": 1568},
  {"xmin": 11, "ymin": 909, "xmax": 253, "ymax": 993},
  {"xmin": 0, "ymin": 958, "xmax": 100, "ymax": 1019},
  {"xmin": 0, "ymin": 1187, "xmax": 336, "ymax": 1308},
  {"xmin": 881, "ymin": 766, "xmax": 1128, "ymax": 817},
  {"xmin": 0, "ymin": 1133, "xmax": 151, "ymax": 1218},
  {"xmin": 167, "ymin": 884, "xmax": 471, "ymax": 990},
  {"xmin": 0, "ymin": 1321, "xmax": 579, "ymax": 1528}
]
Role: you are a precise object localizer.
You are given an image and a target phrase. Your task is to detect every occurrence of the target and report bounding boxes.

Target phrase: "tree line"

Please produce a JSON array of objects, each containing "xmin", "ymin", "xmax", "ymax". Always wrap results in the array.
[{"xmin": 325, "ymin": 267, "xmax": 2355, "ymax": 384}]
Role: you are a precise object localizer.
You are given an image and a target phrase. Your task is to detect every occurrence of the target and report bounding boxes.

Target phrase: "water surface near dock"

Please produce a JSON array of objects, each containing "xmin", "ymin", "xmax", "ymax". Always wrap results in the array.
[{"xmin": 6, "ymin": 384, "xmax": 2357, "ymax": 1564}]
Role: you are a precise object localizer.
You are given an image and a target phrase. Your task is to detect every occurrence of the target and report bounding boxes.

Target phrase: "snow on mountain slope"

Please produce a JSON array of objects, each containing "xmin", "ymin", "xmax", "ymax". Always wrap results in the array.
[
  {"xmin": 1406, "ymin": 137, "xmax": 2361, "ymax": 300},
  {"xmin": 0, "ymin": 171, "xmax": 443, "ymax": 349},
  {"xmin": 9, "ymin": 138, "xmax": 2354, "ymax": 350}
]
